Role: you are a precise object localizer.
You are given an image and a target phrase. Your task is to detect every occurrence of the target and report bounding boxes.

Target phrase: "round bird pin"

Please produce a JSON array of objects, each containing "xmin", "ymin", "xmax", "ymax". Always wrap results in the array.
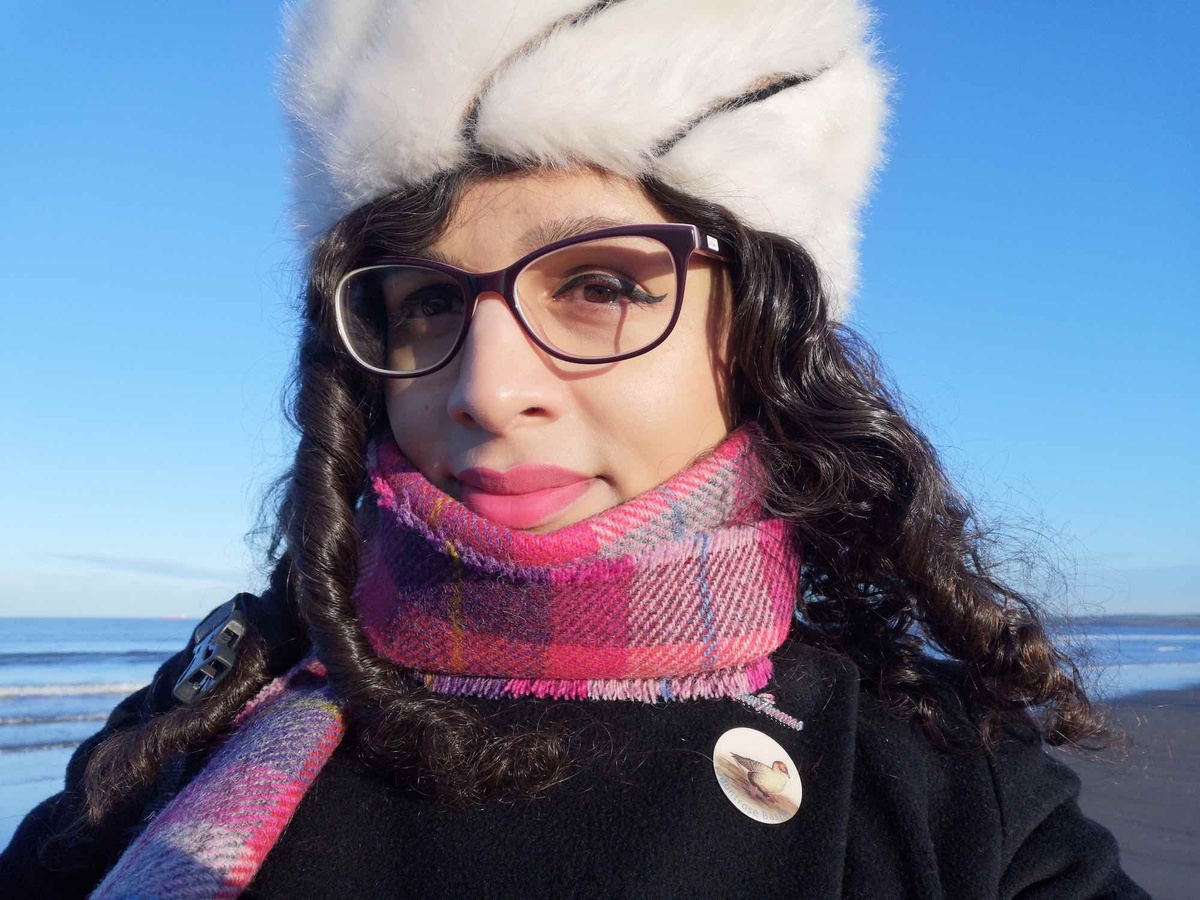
[{"xmin": 712, "ymin": 727, "xmax": 802, "ymax": 824}]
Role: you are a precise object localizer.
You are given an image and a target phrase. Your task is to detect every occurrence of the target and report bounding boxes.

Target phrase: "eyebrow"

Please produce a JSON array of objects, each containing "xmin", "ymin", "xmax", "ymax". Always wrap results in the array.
[
  {"xmin": 420, "ymin": 215, "xmax": 636, "ymax": 268},
  {"xmin": 514, "ymin": 215, "xmax": 633, "ymax": 256},
  {"xmin": 417, "ymin": 245, "xmax": 459, "ymax": 265}
]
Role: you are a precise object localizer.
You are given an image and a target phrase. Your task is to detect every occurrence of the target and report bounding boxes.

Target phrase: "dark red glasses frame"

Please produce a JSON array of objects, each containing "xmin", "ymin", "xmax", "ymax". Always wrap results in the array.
[{"xmin": 333, "ymin": 222, "xmax": 730, "ymax": 378}]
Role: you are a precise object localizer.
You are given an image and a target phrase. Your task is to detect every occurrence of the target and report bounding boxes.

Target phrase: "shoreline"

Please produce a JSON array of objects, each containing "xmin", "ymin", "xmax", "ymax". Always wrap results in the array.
[{"xmin": 1054, "ymin": 684, "xmax": 1200, "ymax": 900}]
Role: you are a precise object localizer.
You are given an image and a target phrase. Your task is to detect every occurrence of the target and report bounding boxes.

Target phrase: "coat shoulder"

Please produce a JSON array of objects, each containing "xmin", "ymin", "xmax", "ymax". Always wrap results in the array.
[{"xmin": 777, "ymin": 641, "xmax": 1150, "ymax": 899}]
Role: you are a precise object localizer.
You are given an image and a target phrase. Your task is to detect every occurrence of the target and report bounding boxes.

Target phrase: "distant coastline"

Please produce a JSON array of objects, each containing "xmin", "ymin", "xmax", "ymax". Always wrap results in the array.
[{"xmin": 1054, "ymin": 614, "xmax": 1200, "ymax": 629}]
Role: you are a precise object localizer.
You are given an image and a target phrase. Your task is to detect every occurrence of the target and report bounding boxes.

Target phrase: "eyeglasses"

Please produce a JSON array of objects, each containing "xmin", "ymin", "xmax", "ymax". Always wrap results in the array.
[{"xmin": 333, "ymin": 222, "xmax": 730, "ymax": 378}]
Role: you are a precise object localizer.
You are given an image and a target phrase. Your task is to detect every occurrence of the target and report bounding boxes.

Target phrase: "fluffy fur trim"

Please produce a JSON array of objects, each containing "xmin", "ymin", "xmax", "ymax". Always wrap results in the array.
[{"xmin": 280, "ymin": 0, "xmax": 891, "ymax": 319}]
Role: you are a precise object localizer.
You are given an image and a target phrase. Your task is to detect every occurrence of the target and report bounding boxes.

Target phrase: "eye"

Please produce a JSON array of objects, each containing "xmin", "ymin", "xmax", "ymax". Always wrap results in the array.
[
  {"xmin": 554, "ymin": 272, "xmax": 667, "ymax": 306},
  {"xmin": 394, "ymin": 286, "xmax": 463, "ymax": 320}
]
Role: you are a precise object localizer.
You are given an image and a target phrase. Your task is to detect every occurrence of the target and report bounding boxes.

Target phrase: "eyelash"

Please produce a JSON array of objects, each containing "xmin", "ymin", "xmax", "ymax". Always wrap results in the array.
[
  {"xmin": 396, "ymin": 286, "xmax": 460, "ymax": 318},
  {"xmin": 555, "ymin": 272, "xmax": 667, "ymax": 306}
]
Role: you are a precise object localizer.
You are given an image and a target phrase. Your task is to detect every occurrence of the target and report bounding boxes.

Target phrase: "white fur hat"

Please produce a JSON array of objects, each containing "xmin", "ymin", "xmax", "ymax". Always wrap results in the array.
[{"xmin": 280, "ymin": 0, "xmax": 891, "ymax": 321}]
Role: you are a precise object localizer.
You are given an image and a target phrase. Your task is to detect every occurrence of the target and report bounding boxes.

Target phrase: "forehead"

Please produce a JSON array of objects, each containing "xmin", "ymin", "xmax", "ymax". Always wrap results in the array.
[{"xmin": 425, "ymin": 168, "xmax": 667, "ymax": 268}]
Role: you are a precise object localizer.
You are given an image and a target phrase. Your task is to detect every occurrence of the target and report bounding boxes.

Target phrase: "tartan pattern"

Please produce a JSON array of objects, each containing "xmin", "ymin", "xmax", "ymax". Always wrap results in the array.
[
  {"xmin": 92, "ymin": 659, "xmax": 342, "ymax": 900},
  {"xmin": 354, "ymin": 423, "xmax": 802, "ymax": 700}
]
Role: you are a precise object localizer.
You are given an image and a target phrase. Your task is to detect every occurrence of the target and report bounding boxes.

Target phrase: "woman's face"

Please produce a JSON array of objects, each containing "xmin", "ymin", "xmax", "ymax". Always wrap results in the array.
[{"xmin": 384, "ymin": 167, "xmax": 735, "ymax": 533}]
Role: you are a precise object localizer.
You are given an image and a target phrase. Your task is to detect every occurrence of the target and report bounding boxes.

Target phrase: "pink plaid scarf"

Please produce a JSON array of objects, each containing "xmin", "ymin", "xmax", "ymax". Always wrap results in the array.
[
  {"xmin": 354, "ymin": 422, "xmax": 802, "ymax": 701},
  {"xmin": 93, "ymin": 424, "xmax": 801, "ymax": 899}
]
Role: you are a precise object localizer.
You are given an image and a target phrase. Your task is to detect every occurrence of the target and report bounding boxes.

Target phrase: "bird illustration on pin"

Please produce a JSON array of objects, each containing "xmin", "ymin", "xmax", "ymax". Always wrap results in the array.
[
  {"xmin": 730, "ymin": 752, "xmax": 791, "ymax": 801},
  {"xmin": 712, "ymin": 727, "xmax": 802, "ymax": 823}
]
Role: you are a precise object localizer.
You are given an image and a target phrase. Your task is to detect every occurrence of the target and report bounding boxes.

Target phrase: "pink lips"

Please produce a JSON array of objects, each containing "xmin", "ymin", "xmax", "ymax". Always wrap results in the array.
[{"xmin": 454, "ymin": 464, "xmax": 593, "ymax": 529}]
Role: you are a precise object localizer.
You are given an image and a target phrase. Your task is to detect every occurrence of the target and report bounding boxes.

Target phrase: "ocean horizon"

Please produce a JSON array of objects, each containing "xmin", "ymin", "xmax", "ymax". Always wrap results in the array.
[{"xmin": 3, "ymin": 615, "xmax": 1199, "ymax": 849}]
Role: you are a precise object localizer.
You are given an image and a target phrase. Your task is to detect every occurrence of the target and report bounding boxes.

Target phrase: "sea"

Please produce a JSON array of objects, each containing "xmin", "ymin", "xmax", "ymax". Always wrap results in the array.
[{"xmin": 2, "ymin": 617, "xmax": 1199, "ymax": 850}]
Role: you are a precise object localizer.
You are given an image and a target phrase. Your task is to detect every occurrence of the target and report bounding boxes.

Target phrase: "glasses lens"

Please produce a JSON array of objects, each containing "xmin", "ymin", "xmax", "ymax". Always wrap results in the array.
[
  {"xmin": 338, "ymin": 266, "xmax": 467, "ymax": 374},
  {"xmin": 515, "ymin": 236, "xmax": 679, "ymax": 360}
]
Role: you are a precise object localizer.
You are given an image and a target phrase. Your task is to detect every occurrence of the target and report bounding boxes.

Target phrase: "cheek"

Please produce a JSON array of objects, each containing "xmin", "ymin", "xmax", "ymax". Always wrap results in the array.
[
  {"xmin": 385, "ymin": 382, "xmax": 446, "ymax": 467},
  {"xmin": 579, "ymin": 325, "xmax": 731, "ymax": 494}
]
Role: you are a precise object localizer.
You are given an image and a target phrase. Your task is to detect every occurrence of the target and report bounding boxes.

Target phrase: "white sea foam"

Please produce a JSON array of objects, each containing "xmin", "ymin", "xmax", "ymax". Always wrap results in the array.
[
  {"xmin": 1086, "ymin": 661, "xmax": 1200, "ymax": 672},
  {"xmin": 0, "ymin": 713, "xmax": 108, "ymax": 726},
  {"xmin": 0, "ymin": 740, "xmax": 81, "ymax": 755},
  {"xmin": 1084, "ymin": 634, "xmax": 1200, "ymax": 642},
  {"xmin": 0, "ymin": 683, "xmax": 146, "ymax": 699}
]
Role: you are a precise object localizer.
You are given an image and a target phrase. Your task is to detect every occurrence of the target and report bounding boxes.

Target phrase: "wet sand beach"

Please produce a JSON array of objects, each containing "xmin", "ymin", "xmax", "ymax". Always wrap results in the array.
[{"xmin": 1056, "ymin": 686, "xmax": 1200, "ymax": 900}]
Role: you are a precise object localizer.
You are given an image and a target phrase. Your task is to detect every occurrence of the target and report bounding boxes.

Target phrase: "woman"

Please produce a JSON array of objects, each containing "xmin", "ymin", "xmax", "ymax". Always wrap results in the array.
[{"xmin": 0, "ymin": 1, "xmax": 1148, "ymax": 897}]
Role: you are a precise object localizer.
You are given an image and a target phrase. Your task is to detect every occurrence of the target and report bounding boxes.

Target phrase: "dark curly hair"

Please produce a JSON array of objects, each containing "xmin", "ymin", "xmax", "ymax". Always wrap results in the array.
[{"xmin": 71, "ymin": 151, "xmax": 1105, "ymax": 833}]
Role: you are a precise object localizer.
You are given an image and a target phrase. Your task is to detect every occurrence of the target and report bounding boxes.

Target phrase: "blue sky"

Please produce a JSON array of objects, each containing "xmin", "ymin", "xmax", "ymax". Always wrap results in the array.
[{"xmin": 1, "ymin": 3, "xmax": 1196, "ymax": 617}]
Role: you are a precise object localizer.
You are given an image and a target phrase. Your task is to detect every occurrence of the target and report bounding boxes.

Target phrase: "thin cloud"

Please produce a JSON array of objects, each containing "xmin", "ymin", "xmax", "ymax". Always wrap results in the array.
[{"xmin": 48, "ymin": 553, "xmax": 242, "ymax": 583}]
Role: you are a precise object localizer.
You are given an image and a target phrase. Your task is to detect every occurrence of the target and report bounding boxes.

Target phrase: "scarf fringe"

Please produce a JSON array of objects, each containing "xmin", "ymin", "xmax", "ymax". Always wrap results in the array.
[{"xmin": 416, "ymin": 656, "xmax": 774, "ymax": 702}]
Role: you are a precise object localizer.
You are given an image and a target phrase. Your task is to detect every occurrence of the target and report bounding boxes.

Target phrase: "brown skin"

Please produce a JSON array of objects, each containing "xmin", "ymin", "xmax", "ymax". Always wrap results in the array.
[{"xmin": 384, "ymin": 166, "xmax": 736, "ymax": 533}]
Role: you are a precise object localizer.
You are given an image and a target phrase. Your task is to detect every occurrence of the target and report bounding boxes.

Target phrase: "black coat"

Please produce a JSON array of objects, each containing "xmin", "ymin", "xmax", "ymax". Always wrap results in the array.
[{"xmin": 1, "ymin": 591, "xmax": 1149, "ymax": 899}]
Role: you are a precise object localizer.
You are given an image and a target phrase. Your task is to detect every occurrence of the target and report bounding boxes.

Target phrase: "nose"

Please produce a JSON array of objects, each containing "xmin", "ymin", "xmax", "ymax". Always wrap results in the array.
[{"xmin": 445, "ymin": 291, "xmax": 562, "ymax": 434}]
